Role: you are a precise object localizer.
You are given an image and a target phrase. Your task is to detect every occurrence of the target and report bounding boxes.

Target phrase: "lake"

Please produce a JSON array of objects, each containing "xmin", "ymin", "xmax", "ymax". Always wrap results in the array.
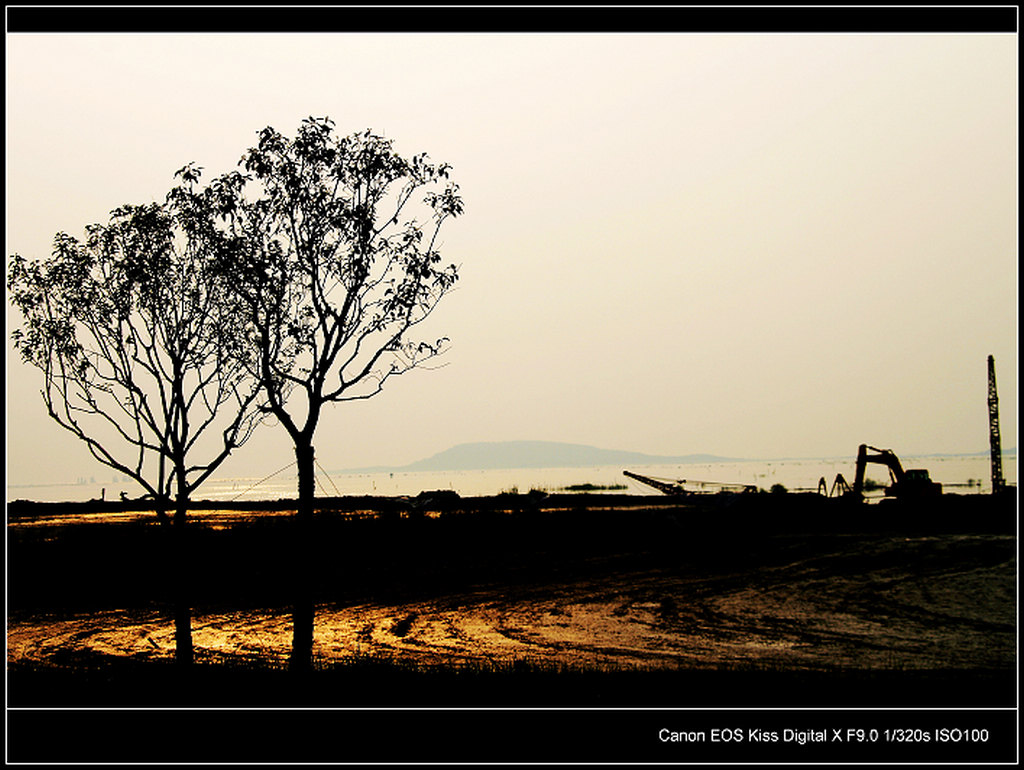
[{"xmin": 6, "ymin": 453, "xmax": 1015, "ymax": 504}]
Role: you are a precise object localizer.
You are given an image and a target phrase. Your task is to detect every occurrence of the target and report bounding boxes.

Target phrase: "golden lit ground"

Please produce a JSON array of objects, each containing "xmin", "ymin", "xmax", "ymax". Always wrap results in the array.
[
  {"xmin": 7, "ymin": 508, "xmax": 299, "ymax": 530},
  {"xmin": 8, "ymin": 534, "xmax": 1014, "ymax": 672}
]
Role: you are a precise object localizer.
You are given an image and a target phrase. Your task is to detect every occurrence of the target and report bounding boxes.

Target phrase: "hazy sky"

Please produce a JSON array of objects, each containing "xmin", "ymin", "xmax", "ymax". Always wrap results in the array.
[{"xmin": 6, "ymin": 32, "xmax": 1018, "ymax": 486}]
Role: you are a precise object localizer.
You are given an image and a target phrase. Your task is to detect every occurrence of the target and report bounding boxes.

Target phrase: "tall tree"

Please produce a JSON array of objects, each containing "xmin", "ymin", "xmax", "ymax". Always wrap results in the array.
[
  {"xmin": 212, "ymin": 117, "xmax": 463, "ymax": 671},
  {"xmin": 7, "ymin": 169, "xmax": 263, "ymax": 664}
]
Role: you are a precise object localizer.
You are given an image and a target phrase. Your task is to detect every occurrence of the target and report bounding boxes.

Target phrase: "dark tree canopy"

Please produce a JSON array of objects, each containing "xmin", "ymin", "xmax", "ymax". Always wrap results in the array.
[
  {"xmin": 211, "ymin": 117, "xmax": 463, "ymax": 444},
  {"xmin": 8, "ymin": 173, "xmax": 263, "ymax": 511}
]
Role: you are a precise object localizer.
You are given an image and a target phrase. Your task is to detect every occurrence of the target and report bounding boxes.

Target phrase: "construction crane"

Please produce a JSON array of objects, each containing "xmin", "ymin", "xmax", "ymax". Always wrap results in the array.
[
  {"xmin": 623, "ymin": 470, "xmax": 756, "ymax": 496},
  {"xmin": 988, "ymin": 355, "xmax": 1005, "ymax": 495},
  {"xmin": 852, "ymin": 444, "xmax": 941, "ymax": 500}
]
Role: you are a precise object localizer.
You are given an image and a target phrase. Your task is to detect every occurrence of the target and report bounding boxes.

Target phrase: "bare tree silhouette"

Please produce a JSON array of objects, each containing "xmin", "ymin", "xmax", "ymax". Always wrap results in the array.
[
  {"xmin": 209, "ymin": 117, "xmax": 463, "ymax": 672},
  {"xmin": 8, "ymin": 170, "xmax": 264, "ymax": 664}
]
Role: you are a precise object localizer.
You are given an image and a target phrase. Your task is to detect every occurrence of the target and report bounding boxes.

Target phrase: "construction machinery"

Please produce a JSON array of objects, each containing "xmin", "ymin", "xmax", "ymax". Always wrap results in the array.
[
  {"xmin": 820, "ymin": 473, "xmax": 852, "ymax": 498},
  {"xmin": 852, "ymin": 444, "xmax": 941, "ymax": 501},
  {"xmin": 623, "ymin": 469, "xmax": 757, "ymax": 496},
  {"xmin": 987, "ymin": 355, "xmax": 1006, "ymax": 495}
]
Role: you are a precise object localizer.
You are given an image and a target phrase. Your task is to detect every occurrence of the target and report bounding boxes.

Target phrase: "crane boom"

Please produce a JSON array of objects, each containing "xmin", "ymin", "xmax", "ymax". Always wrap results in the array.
[
  {"xmin": 988, "ymin": 355, "xmax": 1005, "ymax": 495},
  {"xmin": 623, "ymin": 470, "xmax": 756, "ymax": 496},
  {"xmin": 622, "ymin": 470, "xmax": 687, "ymax": 495}
]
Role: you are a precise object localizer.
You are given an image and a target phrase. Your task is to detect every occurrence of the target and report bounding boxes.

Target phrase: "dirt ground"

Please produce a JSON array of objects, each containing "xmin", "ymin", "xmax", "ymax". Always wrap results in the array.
[{"xmin": 8, "ymin": 531, "xmax": 1015, "ymax": 674}]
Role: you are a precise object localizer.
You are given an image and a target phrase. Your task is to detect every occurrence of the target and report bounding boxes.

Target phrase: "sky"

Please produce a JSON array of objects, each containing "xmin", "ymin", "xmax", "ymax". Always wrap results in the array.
[{"xmin": 5, "ymin": 30, "xmax": 1018, "ymax": 488}]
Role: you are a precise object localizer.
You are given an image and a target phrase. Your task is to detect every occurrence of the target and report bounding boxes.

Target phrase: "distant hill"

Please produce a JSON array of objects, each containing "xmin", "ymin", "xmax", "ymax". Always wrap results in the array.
[{"xmin": 337, "ymin": 441, "xmax": 741, "ymax": 473}]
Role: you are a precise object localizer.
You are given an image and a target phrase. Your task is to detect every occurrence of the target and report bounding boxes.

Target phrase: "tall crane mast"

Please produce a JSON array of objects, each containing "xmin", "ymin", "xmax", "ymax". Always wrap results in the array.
[{"xmin": 987, "ymin": 354, "xmax": 1005, "ymax": 495}]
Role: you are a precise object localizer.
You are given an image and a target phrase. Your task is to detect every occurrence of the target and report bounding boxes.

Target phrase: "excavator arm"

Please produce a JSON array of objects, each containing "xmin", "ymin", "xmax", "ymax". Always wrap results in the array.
[
  {"xmin": 850, "ymin": 444, "xmax": 939, "ymax": 500},
  {"xmin": 853, "ymin": 444, "xmax": 905, "ymax": 496}
]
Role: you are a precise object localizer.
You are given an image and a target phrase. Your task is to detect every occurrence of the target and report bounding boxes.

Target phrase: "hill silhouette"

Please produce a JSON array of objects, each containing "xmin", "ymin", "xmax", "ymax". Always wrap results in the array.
[{"xmin": 336, "ymin": 441, "xmax": 740, "ymax": 473}]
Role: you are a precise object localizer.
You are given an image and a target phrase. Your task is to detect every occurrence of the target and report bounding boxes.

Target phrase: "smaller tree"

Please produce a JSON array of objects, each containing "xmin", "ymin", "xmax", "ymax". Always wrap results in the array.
[{"xmin": 8, "ymin": 170, "xmax": 264, "ymax": 664}]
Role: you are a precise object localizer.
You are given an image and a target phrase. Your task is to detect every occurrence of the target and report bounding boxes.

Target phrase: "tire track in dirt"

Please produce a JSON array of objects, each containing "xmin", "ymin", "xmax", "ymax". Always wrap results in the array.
[{"xmin": 8, "ymin": 534, "xmax": 1015, "ymax": 672}]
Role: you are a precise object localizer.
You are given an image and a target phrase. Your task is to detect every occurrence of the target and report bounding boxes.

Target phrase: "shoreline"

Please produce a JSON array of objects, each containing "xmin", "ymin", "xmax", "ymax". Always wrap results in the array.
[{"xmin": 7, "ymin": 488, "xmax": 1017, "ymax": 537}]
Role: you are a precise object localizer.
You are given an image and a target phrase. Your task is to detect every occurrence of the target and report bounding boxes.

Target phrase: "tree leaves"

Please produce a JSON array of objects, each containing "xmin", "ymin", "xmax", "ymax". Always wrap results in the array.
[
  {"xmin": 7, "ymin": 178, "xmax": 265, "ymax": 504},
  {"xmin": 10, "ymin": 117, "xmax": 466, "ymax": 487},
  {"xmin": 201, "ymin": 117, "xmax": 464, "ymax": 430}
]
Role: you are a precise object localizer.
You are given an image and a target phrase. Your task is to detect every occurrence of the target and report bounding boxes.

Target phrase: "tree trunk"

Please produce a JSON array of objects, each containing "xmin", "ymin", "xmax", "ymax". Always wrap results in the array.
[
  {"xmin": 290, "ymin": 441, "xmax": 316, "ymax": 673},
  {"xmin": 172, "ymin": 499, "xmax": 194, "ymax": 666},
  {"xmin": 156, "ymin": 497, "xmax": 194, "ymax": 666}
]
